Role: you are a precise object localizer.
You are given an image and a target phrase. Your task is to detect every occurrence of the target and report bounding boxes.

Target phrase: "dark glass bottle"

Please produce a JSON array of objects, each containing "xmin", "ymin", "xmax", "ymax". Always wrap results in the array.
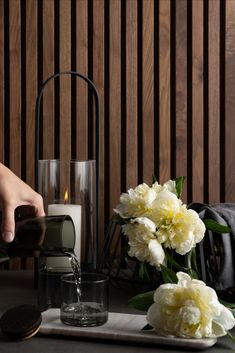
[
  {"xmin": 0, "ymin": 215, "xmax": 75, "ymax": 259},
  {"xmin": 1, "ymin": 214, "xmax": 76, "ymax": 311}
]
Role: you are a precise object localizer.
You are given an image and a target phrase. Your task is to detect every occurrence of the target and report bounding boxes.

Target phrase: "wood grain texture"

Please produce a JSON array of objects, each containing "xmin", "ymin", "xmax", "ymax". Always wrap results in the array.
[
  {"xmin": 25, "ymin": 0, "xmax": 37, "ymax": 188},
  {"xmin": 42, "ymin": 0, "xmax": 54, "ymax": 160},
  {"xmin": 175, "ymin": 0, "xmax": 188, "ymax": 202},
  {"xmin": 76, "ymin": 0, "xmax": 88, "ymax": 160},
  {"xmin": 192, "ymin": 0, "xmax": 204, "ymax": 202},
  {"xmin": 59, "ymin": 0, "xmax": 71, "ymax": 161},
  {"xmin": 9, "ymin": 0, "xmax": 21, "ymax": 176},
  {"xmin": 8, "ymin": 0, "xmax": 21, "ymax": 270},
  {"xmin": 109, "ymin": 0, "xmax": 121, "ymax": 217},
  {"xmin": 225, "ymin": 0, "xmax": 235, "ymax": 201},
  {"xmin": 126, "ymin": 0, "xmax": 138, "ymax": 190},
  {"xmin": 142, "ymin": 0, "xmax": 154, "ymax": 185},
  {"xmin": 0, "ymin": 0, "xmax": 235, "ymax": 269},
  {"xmin": 208, "ymin": 0, "xmax": 220, "ymax": 203},
  {"xmin": 159, "ymin": 0, "xmax": 171, "ymax": 183},
  {"xmin": 93, "ymin": 0, "xmax": 105, "ymax": 242}
]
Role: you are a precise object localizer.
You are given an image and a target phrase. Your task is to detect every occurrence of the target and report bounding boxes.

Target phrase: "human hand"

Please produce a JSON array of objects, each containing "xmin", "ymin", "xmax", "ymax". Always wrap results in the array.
[{"xmin": 0, "ymin": 163, "xmax": 45, "ymax": 242}]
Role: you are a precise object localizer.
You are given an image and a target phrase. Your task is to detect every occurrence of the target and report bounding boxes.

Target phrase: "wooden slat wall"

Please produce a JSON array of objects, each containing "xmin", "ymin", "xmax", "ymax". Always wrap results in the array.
[
  {"xmin": 192, "ymin": 0, "xmax": 204, "ymax": 202},
  {"xmin": 1, "ymin": 0, "xmax": 235, "ymax": 269},
  {"xmin": 159, "ymin": 0, "xmax": 171, "ymax": 183}
]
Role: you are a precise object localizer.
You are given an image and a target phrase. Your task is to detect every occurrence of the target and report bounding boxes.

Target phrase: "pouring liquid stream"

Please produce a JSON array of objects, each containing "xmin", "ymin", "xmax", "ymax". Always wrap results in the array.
[
  {"xmin": 65, "ymin": 250, "xmax": 82, "ymax": 300},
  {"xmin": 61, "ymin": 251, "xmax": 107, "ymax": 326}
]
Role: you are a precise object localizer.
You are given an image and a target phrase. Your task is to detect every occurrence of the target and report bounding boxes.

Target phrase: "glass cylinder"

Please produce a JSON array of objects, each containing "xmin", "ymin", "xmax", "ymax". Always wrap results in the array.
[
  {"xmin": 60, "ymin": 273, "xmax": 109, "ymax": 327},
  {"xmin": 38, "ymin": 159, "xmax": 97, "ymax": 272}
]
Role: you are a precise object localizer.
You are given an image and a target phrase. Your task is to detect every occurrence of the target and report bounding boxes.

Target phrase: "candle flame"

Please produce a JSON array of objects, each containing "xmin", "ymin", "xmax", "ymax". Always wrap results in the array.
[{"xmin": 64, "ymin": 190, "xmax": 69, "ymax": 204}]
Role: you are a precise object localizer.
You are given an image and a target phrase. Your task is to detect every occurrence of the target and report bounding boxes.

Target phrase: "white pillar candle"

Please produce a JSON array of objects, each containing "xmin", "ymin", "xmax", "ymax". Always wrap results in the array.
[{"xmin": 47, "ymin": 204, "xmax": 82, "ymax": 269}]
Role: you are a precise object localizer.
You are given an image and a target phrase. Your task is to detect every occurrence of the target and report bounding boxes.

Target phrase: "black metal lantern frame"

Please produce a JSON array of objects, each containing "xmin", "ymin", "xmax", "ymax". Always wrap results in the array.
[{"xmin": 34, "ymin": 71, "xmax": 100, "ymax": 263}]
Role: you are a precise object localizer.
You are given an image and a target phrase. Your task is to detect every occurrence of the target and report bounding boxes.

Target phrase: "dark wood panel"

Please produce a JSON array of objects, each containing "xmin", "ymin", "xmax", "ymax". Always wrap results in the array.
[
  {"xmin": 159, "ymin": 0, "xmax": 171, "ymax": 184},
  {"xmin": 9, "ymin": 0, "xmax": 21, "ymax": 176},
  {"xmin": 175, "ymin": 0, "xmax": 188, "ymax": 202},
  {"xmin": 192, "ymin": 0, "xmax": 204, "ymax": 203},
  {"xmin": 225, "ymin": 0, "xmax": 235, "ymax": 201},
  {"xmin": 0, "ymin": 0, "xmax": 235, "ymax": 269},
  {"xmin": 109, "ymin": 0, "xmax": 121, "ymax": 217},
  {"xmin": 142, "ymin": 0, "xmax": 154, "ymax": 185},
  {"xmin": 208, "ymin": 0, "xmax": 220, "ymax": 203},
  {"xmin": 26, "ymin": 0, "xmax": 37, "ymax": 188},
  {"xmin": 93, "ymin": 0, "xmax": 105, "ymax": 242},
  {"xmin": 42, "ymin": 0, "xmax": 54, "ymax": 160},
  {"xmin": 76, "ymin": 0, "xmax": 88, "ymax": 160},
  {"xmin": 59, "ymin": 0, "xmax": 71, "ymax": 161},
  {"xmin": 8, "ymin": 0, "xmax": 21, "ymax": 270},
  {"xmin": 126, "ymin": 0, "xmax": 138, "ymax": 190}
]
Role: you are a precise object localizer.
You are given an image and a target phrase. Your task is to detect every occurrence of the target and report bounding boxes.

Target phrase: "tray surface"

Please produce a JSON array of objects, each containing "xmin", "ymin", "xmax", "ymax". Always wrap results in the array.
[{"xmin": 39, "ymin": 309, "xmax": 217, "ymax": 350}]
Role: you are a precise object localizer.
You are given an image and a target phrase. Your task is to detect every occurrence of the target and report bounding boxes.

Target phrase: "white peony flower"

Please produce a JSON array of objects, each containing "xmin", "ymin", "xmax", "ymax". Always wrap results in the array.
[
  {"xmin": 150, "ymin": 189, "xmax": 182, "ymax": 227},
  {"xmin": 156, "ymin": 205, "xmax": 206, "ymax": 255},
  {"xmin": 151, "ymin": 181, "xmax": 163, "ymax": 194},
  {"xmin": 147, "ymin": 239, "xmax": 165, "ymax": 267},
  {"xmin": 122, "ymin": 217, "xmax": 165, "ymax": 267},
  {"xmin": 114, "ymin": 183, "xmax": 157, "ymax": 218},
  {"xmin": 152, "ymin": 179, "xmax": 177, "ymax": 196},
  {"xmin": 163, "ymin": 179, "xmax": 177, "ymax": 195},
  {"xmin": 147, "ymin": 272, "xmax": 235, "ymax": 338}
]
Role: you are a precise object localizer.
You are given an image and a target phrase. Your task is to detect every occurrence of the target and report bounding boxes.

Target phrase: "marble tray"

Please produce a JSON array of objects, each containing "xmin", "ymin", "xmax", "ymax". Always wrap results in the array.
[{"xmin": 39, "ymin": 309, "xmax": 217, "ymax": 350}]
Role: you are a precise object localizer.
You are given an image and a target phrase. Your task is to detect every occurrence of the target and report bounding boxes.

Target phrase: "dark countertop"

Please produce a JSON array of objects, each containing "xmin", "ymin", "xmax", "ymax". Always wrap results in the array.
[{"xmin": 0, "ymin": 270, "xmax": 234, "ymax": 353}]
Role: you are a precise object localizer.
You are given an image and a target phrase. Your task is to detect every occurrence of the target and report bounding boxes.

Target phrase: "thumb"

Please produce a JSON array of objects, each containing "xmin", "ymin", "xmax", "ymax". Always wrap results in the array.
[{"xmin": 1, "ymin": 205, "xmax": 15, "ymax": 243}]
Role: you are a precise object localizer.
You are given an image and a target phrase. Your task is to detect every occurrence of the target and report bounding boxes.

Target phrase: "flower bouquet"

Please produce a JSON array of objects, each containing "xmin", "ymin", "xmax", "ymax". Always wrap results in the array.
[{"xmin": 113, "ymin": 177, "xmax": 235, "ymax": 341}]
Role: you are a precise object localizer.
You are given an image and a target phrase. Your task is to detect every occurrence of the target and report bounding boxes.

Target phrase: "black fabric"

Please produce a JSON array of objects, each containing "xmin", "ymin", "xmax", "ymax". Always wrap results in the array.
[{"xmin": 189, "ymin": 203, "xmax": 235, "ymax": 300}]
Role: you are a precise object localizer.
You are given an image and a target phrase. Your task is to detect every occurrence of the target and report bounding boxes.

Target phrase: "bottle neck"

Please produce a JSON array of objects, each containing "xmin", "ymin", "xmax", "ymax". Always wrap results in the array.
[{"xmin": 0, "ymin": 215, "xmax": 75, "ymax": 258}]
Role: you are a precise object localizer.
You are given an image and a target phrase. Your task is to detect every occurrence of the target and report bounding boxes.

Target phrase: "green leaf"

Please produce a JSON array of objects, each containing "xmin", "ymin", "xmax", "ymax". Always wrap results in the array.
[
  {"xmin": 111, "ymin": 213, "xmax": 129, "ymax": 225},
  {"xmin": 219, "ymin": 299, "xmax": 235, "ymax": 309},
  {"xmin": 152, "ymin": 175, "xmax": 157, "ymax": 184},
  {"xmin": 226, "ymin": 331, "xmax": 235, "ymax": 344},
  {"xmin": 174, "ymin": 176, "xmax": 186, "ymax": 198},
  {"xmin": 183, "ymin": 249, "xmax": 199, "ymax": 279},
  {"xmin": 165, "ymin": 251, "xmax": 189, "ymax": 272},
  {"xmin": 160, "ymin": 265, "xmax": 178, "ymax": 283},
  {"xmin": 138, "ymin": 262, "xmax": 150, "ymax": 281},
  {"xmin": 203, "ymin": 219, "xmax": 231, "ymax": 233},
  {"xmin": 142, "ymin": 324, "xmax": 153, "ymax": 331},
  {"xmin": 128, "ymin": 291, "xmax": 154, "ymax": 311}
]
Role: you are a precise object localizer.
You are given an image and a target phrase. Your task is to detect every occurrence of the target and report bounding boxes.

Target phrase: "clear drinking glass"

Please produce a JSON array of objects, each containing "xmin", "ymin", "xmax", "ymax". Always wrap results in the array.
[{"xmin": 60, "ymin": 273, "xmax": 109, "ymax": 327}]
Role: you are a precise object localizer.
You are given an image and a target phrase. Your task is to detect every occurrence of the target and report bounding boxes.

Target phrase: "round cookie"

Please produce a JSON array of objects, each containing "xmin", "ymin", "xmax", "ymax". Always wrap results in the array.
[{"xmin": 0, "ymin": 304, "xmax": 42, "ymax": 340}]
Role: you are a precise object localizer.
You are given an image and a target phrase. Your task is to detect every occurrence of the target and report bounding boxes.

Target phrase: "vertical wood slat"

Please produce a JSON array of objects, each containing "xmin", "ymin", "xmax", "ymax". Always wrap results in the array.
[
  {"xmin": 142, "ymin": 0, "xmax": 154, "ymax": 185},
  {"xmin": 9, "ymin": 0, "xmax": 21, "ymax": 176},
  {"xmin": 59, "ymin": 0, "xmax": 71, "ymax": 161},
  {"xmin": 109, "ymin": 0, "xmax": 121, "ymax": 219},
  {"xmin": 126, "ymin": 0, "xmax": 138, "ymax": 190},
  {"xmin": 225, "ymin": 1, "xmax": 235, "ymax": 201},
  {"xmin": 175, "ymin": 0, "xmax": 188, "ymax": 202},
  {"xmin": 1, "ymin": 0, "xmax": 235, "ymax": 270},
  {"xmin": 26, "ymin": 0, "xmax": 37, "ymax": 188},
  {"xmin": 8, "ymin": 0, "xmax": 21, "ymax": 270},
  {"xmin": 93, "ymin": 0, "xmax": 105, "ymax": 242},
  {"xmin": 159, "ymin": 0, "xmax": 171, "ymax": 184},
  {"xmin": 76, "ymin": 0, "xmax": 88, "ymax": 160},
  {"xmin": 42, "ymin": 0, "xmax": 54, "ymax": 160},
  {"xmin": 192, "ymin": 0, "xmax": 204, "ymax": 203},
  {"xmin": 208, "ymin": 0, "xmax": 220, "ymax": 203}
]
